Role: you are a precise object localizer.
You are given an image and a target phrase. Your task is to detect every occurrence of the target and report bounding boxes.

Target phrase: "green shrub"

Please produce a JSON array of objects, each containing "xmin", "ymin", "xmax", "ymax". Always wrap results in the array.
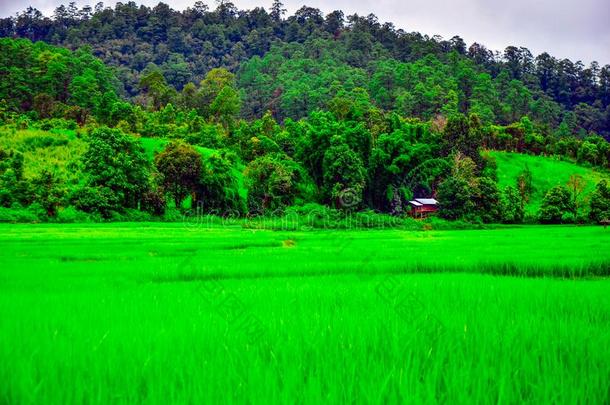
[
  {"xmin": 21, "ymin": 134, "xmax": 69, "ymax": 150},
  {"xmin": 56, "ymin": 206, "xmax": 97, "ymax": 223},
  {"xmin": 162, "ymin": 207, "xmax": 183, "ymax": 222},
  {"xmin": 109, "ymin": 209, "xmax": 153, "ymax": 222},
  {"xmin": 0, "ymin": 203, "xmax": 44, "ymax": 223}
]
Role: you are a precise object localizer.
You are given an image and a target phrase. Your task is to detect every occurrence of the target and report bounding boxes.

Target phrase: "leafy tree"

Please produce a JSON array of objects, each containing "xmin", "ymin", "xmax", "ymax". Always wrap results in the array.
[
  {"xmin": 589, "ymin": 180, "xmax": 610, "ymax": 223},
  {"xmin": 500, "ymin": 185, "xmax": 524, "ymax": 223},
  {"xmin": 197, "ymin": 150, "xmax": 243, "ymax": 213},
  {"xmin": 138, "ymin": 69, "xmax": 175, "ymax": 111},
  {"xmin": 322, "ymin": 136, "xmax": 366, "ymax": 209},
  {"xmin": 78, "ymin": 127, "xmax": 150, "ymax": 216},
  {"xmin": 475, "ymin": 177, "xmax": 501, "ymax": 223},
  {"xmin": 442, "ymin": 114, "xmax": 482, "ymax": 163},
  {"xmin": 0, "ymin": 148, "xmax": 27, "ymax": 207},
  {"xmin": 517, "ymin": 165, "xmax": 534, "ymax": 202},
  {"xmin": 566, "ymin": 174, "xmax": 587, "ymax": 215},
  {"xmin": 30, "ymin": 169, "xmax": 66, "ymax": 216},
  {"xmin": 244, "ymin": 154, "xmax": 306, "ymax": 214},
  {"xmin": 154, "ymin": 140, "xmax": 202, "ymax": 208},
  {"xmin": 539, "ymin": 185, "xmax": 575, "ymax": 224},
  {"xmin": 437, "ymin": 177, "xmax": 475, "ymax": 220},
  {"xmin": 209, "ymin": 85, "xmax": 241, "ymax": 128}
]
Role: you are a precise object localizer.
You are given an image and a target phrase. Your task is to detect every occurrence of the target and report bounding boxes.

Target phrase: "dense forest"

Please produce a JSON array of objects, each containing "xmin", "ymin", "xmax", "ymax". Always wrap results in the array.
[
  {"xmin": 2, "ymin": 1, "xmax": 610, "ymax": 136},
  {"xmin": 1, "ymin": 2, "xmax": 610, "ymax": 225}
]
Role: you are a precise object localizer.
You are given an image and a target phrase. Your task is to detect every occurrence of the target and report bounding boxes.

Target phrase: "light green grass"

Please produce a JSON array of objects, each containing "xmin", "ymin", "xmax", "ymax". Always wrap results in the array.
[
  {"xmin": 0, "ymin": 223, "xmax": 609, "ymax": 404},
  {"xmin": 0, "ymin": 127, "xmax": 86, "ymax": 183},
  {"xmin": 490, "ymin": 151, "xmax": 610, "ymax": 214}
]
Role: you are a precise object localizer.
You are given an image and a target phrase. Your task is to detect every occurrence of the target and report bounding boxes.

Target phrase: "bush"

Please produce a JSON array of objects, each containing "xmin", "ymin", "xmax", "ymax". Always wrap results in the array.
[
  {"xmin": 109, "ymin": 209, "xmax": 153, "ymax": 222},
  {"xmin": 21, "ymin": 134, "xmax": 69, "ymax": 150},
  {"xmin": 56, "ymin": 206, "xmax": 97, "ymax": 223},
  {"xmin": 0, "ymin": 203, "xmax": 44, "ymax": 223},
  {"xmin": 72, "ymin": 186, "xmax": 122, "ymax": 218},
  {"xmin": 162, "ymin": 207, "xmax": 183, "ymax": 222}
]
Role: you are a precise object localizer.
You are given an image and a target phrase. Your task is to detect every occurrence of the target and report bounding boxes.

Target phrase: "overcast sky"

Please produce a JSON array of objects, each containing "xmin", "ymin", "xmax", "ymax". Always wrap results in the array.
[{"xmin": 1, "ymin": 0, "xmax": 609, "ymax": 65}]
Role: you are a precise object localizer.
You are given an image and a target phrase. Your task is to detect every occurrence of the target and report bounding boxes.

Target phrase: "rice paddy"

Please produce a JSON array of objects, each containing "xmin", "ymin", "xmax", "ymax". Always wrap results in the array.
[{"xmin": 0, "ymin": 223, "xmax": 609, "ymax": 404}]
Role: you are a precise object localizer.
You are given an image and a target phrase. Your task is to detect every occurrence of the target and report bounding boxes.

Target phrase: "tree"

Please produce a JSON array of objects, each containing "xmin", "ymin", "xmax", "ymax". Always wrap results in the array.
[
  {"xmin": 539, "ymin": 185, "xmax": 575, "ymax": 224},
  {"xmin": 154, "ymin": 140, "xmax": 202, "ymax": 208},
  {"xmin": 517, "ymin": 165, "xmax": 534, "ymax": 202},
  {"xmin": 475, "ymin": 177, "xmax": 501, "ymax": 223},
  {"xmin": 437, "ymin": 177, "xmax": 475, "ymax": 220},
  {"xmin": 139, "ymin": 69, "xmax": 175, "ymax": 111},
  {"xmin": 197, "ymin": 68, "xmax": 238, "ymax": 118},
  {"xmin": 33, "ymin": 93, "xmax": 55, "ymax": 119},
  {"xmin": 197, "ymin": 151, "xmax": 243, "ymax": 213},
  {"xmin": 322, "ymin": 136, "xmax": 366, "ymax": 209},
  {"xmin": 31, "ymin": 169, "xmax": 66, "ymax": 216},
  {"xmin": 209, "ymin": 85, "xmax": 241, "ymax": 127},
  {"xmin": 589, "ymin": 180, "xmax": 610, "ymax": 223},
  {"xmin": 442, "ymin": 114, "xmax": 482, "ymax": 163},
  {"xmin": 78, "ymin": 127, "xmax": 150, "ymax": 216},
  {"xmin": 244, "ymin": 154, "xmax": 306, "ymax": 214},
  {"xmin": 0, "ymin": 148, "xmax": 27, "ymax": 207},
  {"xmin": 500, "ymin": 185, "xmax": 524, "ymax": 223},
  {"xmin": 577, "ymin": 141, "xmax": 599, "ymax": 166},
  {"xmin": 270, "ymin": 0, "xmax": 286, "ymax": 21},
  {"xmin": 566, "ymin": 174, "xmax": 587, "ymax": 215}
]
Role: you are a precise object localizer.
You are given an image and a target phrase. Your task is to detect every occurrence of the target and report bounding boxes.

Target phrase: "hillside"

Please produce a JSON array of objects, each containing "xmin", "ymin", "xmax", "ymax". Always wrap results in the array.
[
  {"xmin": 1, "ymin": 3, "xmax": 609, "ymax": 137},
  {"xmin": 1, "ymin": 33, "xmax": 609, "ymax": 224},
  {"xmin": 489, "ymin": 151, "xmax": 610, "ymax": 214},
  {"xmin": 0, "ymin": 126, "xmax": 86, "ymax": 184}
]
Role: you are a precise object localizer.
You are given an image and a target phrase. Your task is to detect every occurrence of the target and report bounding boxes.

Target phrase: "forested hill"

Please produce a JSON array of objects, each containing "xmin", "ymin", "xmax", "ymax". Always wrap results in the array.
[{"xmin": 1, "ymin": 1, "xmax": 609, "ymax": 137}]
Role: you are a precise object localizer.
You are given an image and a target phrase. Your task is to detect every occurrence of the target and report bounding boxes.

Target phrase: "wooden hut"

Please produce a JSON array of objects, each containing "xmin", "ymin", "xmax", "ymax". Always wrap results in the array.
[{"xmin": 408, "ymin": 198, "xmax": 439, "ymax": 218}]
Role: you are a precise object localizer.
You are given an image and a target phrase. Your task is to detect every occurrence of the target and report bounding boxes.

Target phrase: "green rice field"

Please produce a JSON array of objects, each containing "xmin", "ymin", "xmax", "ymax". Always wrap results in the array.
[{"xmin": 1, "ymin": 223, "xmax": 609, "ymax": 404}]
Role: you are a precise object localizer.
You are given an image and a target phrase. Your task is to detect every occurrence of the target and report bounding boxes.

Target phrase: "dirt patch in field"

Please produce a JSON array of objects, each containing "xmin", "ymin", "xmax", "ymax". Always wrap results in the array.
[{"xmin": 282, "ymin": 239, "xmax": 296, "ymax": 248}]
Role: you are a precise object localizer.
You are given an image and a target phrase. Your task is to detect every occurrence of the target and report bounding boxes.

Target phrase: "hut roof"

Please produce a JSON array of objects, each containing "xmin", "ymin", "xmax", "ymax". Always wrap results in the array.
[{"xmin": 414, "ymin": 198, "xmax": 438, "ymax": 205}]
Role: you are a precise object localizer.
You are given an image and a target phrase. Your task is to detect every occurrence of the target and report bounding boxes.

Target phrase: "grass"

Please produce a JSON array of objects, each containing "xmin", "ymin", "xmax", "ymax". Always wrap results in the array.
[
  {"xmin": 0, "ymin": 127, "xmax": 86, "ymax": 183},
  {"xmin": 489, "ymin": 151, "xmax": 610, "ymax": 214},
  {"xmin": 1, "ymin": 223, "xmax": 609, "ymax": 404}
]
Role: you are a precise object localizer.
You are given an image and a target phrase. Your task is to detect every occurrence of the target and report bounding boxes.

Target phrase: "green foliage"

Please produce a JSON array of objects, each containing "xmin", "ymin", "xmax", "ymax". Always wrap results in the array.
[
  {"xmin": 0, "ymin": 38, "xmax": 119, "ymax": 122},
  {"xmin": 539, "ymin": 185, "xmax": 575, "ymax": 224},
  {"xmin": 244, "ymin": 154, "xmax": 309, "ymax": 214},
  {"xmin": 78, "ymin": 127, "xmax": 150, "ymax": 216},
  {"xmin": 475, "ymin": 177, "xmax": 502, "ymax": 223},
  {"xmin": 55, "ymin": 206, "xmax": 97, "ymax": 223},
  {"xmin": 154, "ymin": 140, "xmax": 202, "ymax": 208},
  {"xmin": 500, "ymin": 185, "xmax": 525, "ymax": 223},
  {"xmin": 589, "ymin": 180, "xmax": 610, "ymax": 223},
  {"xmin": 437, "ymin": 177, "xmax": 475, "ymax": 220},
  {"xmin": 198, "ymin": 150, "xmax": 244, "ymax": 213},
  {"xmin": 322, "ymin": 136, "xmax": 366, "ymax": 209}
]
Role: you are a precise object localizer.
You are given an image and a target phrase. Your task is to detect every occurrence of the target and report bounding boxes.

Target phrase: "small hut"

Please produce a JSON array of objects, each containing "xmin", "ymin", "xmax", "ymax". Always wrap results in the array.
[{"xmin": 408, "ymin": 198, "xmax": 439, "ymax": 218}]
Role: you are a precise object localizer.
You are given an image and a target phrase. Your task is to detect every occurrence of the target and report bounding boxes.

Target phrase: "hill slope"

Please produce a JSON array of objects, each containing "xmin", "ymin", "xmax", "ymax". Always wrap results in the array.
[{"xmin": 490, "ymin": 151, "xmax": 610, "ymax": 214}]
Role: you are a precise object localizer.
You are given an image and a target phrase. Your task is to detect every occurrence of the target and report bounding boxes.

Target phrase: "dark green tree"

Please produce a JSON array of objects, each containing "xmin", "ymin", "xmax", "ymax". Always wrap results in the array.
[
  {"xmin": 154, "ymin": 140, "xmax": 202, "ymax": 208},
  {"xmin": 589, "ymin": 180, "xmax": 610, "ymax": 223},
  {"xmin": 539, "ymin": 185, "xmax": 575, "ymax": 224},
  {"xmin": 322, "ymin": 136, "xmax": 366, "ymax": 209}
]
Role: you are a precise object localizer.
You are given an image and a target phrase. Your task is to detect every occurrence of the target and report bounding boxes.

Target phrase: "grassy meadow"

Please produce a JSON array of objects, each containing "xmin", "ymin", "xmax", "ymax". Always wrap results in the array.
[
  {"xmin": 489, "ymin": 151, "xmax": 610, "ymax": 214},
  {"xmin": 1, "ymin": 223, "xmax": 609, "ymax": 404}
]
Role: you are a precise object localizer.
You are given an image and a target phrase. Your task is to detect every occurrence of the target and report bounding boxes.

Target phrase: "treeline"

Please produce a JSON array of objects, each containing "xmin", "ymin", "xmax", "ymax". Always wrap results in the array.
[
  {"xmin": 0, "ymin": 1, "xmax": 609, "ymax": 137},
  {"xmin": 0, "ymin": 38, "xmax": 609, "ymax": 225},
  {"xmin": 2, "ymin": 109, "xmax": 610, "ymax": 225}
]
